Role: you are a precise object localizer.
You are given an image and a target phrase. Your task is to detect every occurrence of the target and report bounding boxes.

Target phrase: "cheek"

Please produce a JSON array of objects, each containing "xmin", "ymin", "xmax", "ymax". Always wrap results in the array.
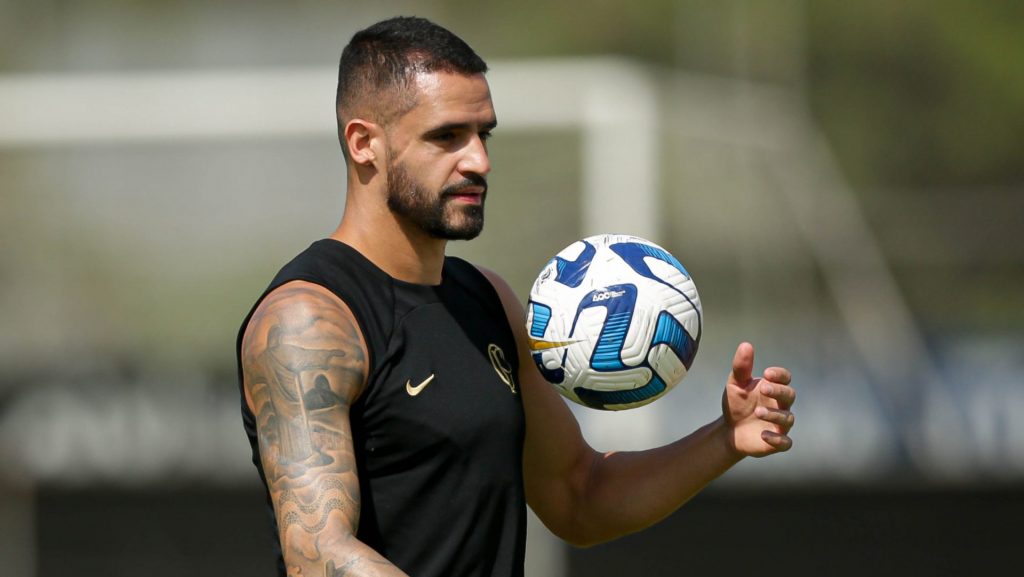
[
  {"xmin": 417, "ymin": 158, "xmax": 459, "ymax": 190},
  {"xmin": 398, "ymin": 145, "xmax": 462, "ymax": 188}
]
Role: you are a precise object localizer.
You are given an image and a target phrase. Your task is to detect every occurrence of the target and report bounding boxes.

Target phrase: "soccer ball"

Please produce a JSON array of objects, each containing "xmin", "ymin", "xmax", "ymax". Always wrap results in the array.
[{"xmin": 526, "ymin": 234, "xmax": 702, "ymax": 410}]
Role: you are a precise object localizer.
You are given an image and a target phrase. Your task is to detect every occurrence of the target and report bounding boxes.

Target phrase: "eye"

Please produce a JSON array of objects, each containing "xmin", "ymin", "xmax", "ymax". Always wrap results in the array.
[
  {"xmin": 432, "ymin": 131, "xmax": 456, "ymax": 142},
  {"xmin": 479, "ymin": 130, "xmax": 493, "ymax": 142}
]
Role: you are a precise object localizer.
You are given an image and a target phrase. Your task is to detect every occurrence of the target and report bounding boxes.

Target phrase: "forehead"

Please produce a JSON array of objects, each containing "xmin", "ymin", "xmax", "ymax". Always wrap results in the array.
[{"xmin": 397, "ymin": 71, "xmax": 495, "ymax": 130}]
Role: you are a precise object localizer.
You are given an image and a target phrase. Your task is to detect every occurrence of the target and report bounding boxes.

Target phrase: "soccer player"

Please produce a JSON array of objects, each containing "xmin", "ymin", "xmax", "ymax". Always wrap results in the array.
[{"xmin": 236, "ymin": 16, "xmax": 795, "ymax": 577}]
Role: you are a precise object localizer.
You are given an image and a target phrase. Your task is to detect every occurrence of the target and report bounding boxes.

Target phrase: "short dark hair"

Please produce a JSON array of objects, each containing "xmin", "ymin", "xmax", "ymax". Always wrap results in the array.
[{"xmin": 336, "ymin": 16, "xmax": 488, "ymax": 157}]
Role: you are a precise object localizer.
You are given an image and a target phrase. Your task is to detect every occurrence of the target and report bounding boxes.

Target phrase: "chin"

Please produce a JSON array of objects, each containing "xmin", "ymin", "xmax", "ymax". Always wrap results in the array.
[
  {"xmin": 432, "ymin": 225, "xmax": 483, "ymax": 241},
  {"xmin": 434, "ymin": 207, "xmax": 484, "ymax": 240}
]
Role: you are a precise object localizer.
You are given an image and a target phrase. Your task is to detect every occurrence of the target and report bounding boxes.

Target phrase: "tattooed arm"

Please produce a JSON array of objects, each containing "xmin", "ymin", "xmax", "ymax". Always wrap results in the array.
[{"xmin": 241, "ymin": 281, "xmax": 409, "ymax": 577}]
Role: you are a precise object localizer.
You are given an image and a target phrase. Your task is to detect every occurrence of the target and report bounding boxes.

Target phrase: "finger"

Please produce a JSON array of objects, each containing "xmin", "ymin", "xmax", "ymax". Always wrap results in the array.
[
  {"xmin": 729, "ymin": 342, "xmax": 754, "ymax": 386},
  {"xmin": 763, "ymin": 366, "xmax": 791, "ymax": 385},
  {"xmin": 781, "ymin": 384, "xmax": 796, "ymax": 409},
  {"xmin": 760, "ymin": 430, "xmax": 793, "ymax": 452},
  {"xmin": 760, "ymin": 382, "xmax": 796, "ymax": 410},
  {"xmin": 754, "ymin": 406, "xmax": 795, "ymax": 432}
]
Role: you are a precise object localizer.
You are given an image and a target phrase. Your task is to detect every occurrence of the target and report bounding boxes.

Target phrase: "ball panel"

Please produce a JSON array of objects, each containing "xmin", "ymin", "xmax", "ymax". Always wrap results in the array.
[
  {"xmin": 650, "ymin": 310, "xmax": 699, "ymax": 371},
  {"xmin": 571, "ymin": 284, "xmax": 637, "ymax": 373},
  {"xmin": 527, "ymin": 301, "xmax": 552, "ymax": 338},
  {"xmin": 648, "ymin": 343, "xmax": 687, "ymax": 387},
  {"xmin": 617, "ymin": 305, "xmax": 654, "ymax": 369},
  {"xmin": 552, "ymin": 239, "xmax": 596, "ymax": 288},
  {"xmin": 574, "ymin": 373, "xmax": 667, "ymax": 410}
]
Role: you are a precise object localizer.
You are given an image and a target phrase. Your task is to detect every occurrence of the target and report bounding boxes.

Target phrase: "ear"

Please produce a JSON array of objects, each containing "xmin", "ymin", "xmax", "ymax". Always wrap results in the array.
[{"xmin": 344, "ymin": 118, "xmax": 383, "ymax": 166}]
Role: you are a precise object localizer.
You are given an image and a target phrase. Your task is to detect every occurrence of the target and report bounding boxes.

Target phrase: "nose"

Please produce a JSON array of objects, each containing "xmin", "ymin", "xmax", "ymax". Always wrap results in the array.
[{"xmin": 458, "ymin": 134, "xmax": 491, "ymax": 178}]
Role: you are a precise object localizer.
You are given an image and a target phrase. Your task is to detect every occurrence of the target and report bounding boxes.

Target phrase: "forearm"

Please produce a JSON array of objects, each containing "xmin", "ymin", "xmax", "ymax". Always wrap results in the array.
[
  {"xmin": 574, "ymin": 417, "xmax": 741, "ymax": 546},
  {"xmin": 283, "ymin": 532, "xmax": 409, "ymax": 577}
]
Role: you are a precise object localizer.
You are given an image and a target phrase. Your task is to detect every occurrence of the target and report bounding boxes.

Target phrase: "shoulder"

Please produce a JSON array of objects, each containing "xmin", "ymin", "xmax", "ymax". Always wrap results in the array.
[
  {"xmin": 242, "ymin": 281, "xmax": 354, "ymax": 349},
  {"xmin": 473, "ymin": 265, "xmax": 527, "ymax": 327},
  {"xmin": 477, "ymin": 264, "xmax": 516, "ymax": 295},
  {"xmin": 473, "ymin": 264, "xmax": 511, "ymax": 295},
  {"xmin": 240, "ymin": 281, "xmax": 369, "ymax": 398}
]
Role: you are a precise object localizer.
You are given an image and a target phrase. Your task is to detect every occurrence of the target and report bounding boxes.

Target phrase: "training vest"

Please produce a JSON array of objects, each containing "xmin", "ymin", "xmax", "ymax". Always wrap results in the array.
[{"xmin": 236, "ymin": 239, "xmax": 526, "ymax": 577}]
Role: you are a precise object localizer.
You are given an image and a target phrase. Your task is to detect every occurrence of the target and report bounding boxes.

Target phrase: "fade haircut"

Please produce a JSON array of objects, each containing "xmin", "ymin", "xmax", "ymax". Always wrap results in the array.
[{"xmin": 335, "ymin": 16, "xmax": 488, "ymax": 159}]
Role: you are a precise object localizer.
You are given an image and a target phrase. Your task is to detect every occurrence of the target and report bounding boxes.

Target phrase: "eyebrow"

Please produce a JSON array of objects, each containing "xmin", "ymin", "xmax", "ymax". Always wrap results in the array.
[{"xmin": 424, "ymin": 119, "xmax": 498, "ymax": 136}]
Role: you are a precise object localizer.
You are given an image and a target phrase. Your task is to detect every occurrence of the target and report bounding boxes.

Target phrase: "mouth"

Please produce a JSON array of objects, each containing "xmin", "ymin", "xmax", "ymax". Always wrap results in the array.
[
  {"xmin": 447, "ymin": 190, "xmax": 484, "ymax": 204},
  {"xmin": 444, "ymin": 182, "xmax": 487, "ymax": 205}
]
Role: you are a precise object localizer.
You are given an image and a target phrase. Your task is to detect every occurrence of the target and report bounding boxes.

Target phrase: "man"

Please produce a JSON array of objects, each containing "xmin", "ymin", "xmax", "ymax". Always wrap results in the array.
[{"xmin": 237, "ymin": 16, "xmax": 795, "ymax": 577}]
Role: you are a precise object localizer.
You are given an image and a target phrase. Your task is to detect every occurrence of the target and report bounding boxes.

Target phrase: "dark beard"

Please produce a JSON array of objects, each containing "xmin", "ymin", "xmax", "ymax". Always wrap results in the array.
[{"xmin": 386, "ymin": 160, "xmax": 487, "ymax": 241}]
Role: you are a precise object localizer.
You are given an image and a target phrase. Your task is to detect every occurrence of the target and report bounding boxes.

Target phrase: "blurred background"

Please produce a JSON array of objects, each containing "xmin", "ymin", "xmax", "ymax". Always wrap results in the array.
[{"xmin": 1, "ymin": 0, "xmax": 1022, "ymax": 575}]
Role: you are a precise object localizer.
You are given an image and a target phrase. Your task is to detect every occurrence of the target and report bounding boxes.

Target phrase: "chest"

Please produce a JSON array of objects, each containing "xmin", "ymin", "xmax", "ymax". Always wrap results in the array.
[{"xmin": 356, "ymin": 302, "xmax": 524, "ymax": 473}]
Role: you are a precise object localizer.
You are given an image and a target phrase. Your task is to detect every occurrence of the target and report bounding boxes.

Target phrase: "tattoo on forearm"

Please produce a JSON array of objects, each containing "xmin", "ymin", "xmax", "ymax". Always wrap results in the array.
[
  {"xmin": 243, "ymin": 284, "xmax": 372, "ymax": 572},
  {"xmin": 326, "ymin": 557, "xmax": 393, "ymax": 576},
  {"xmin": 279, "ymin": 478, "xmax": 359, "ymax": 534}
]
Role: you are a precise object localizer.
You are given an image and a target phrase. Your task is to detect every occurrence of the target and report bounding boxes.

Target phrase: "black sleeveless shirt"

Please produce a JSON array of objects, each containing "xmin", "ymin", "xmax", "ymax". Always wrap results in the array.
[{"xmin": 236, "ymin": 239, "xmax": 527, "ymax": 577}]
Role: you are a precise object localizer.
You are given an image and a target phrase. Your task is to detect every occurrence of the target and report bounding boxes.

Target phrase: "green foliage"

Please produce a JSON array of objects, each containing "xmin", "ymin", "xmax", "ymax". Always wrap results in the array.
[
  {"xmin": 807, "ymin": 0, "xmax": 1024, "ymax": 188},
  {"xmin": 447, "ymin": 0, "xmax": 1024, "ymax": 188}
]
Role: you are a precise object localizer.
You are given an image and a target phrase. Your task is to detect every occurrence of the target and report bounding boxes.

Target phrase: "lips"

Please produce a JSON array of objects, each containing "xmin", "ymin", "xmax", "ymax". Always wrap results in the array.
[
  {"xmin": 447, "ymin": 190, "xmax": 484, "ymax": 204},
  {"xmin": 444, "ymin": 182, "xmax": 487, "ymax": 204}
]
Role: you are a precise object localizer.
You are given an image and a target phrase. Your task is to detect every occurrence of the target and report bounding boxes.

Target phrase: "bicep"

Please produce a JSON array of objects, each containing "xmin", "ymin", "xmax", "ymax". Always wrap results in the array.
[{"xmin": 241, "ymin": 281, "xmax": 368, "ymax": 565}]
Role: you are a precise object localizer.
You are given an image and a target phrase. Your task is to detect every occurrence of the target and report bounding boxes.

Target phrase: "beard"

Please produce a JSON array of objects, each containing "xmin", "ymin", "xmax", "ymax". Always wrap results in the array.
[{"xmin": 385, "ymin": 158, "xmax": 487, "ymax": 241}]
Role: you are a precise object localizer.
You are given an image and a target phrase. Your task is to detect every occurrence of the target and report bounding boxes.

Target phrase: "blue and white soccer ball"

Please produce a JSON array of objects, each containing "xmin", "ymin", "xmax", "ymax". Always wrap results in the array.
[{"xmin": 526, "ymin": 234, "xmax": 702, "ymax": 410}]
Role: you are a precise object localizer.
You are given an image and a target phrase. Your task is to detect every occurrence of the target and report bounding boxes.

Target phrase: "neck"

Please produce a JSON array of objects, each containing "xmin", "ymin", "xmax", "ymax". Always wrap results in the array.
[{"xmin": 331, "ymin": 206, "xmax": 447, "ymax": 286}]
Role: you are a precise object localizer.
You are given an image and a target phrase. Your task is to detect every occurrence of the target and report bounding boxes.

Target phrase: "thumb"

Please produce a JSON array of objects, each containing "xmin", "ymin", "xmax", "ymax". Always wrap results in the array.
[{"xmin": 729, "ymin": 342, "xmax": 754, "ymax": 386}]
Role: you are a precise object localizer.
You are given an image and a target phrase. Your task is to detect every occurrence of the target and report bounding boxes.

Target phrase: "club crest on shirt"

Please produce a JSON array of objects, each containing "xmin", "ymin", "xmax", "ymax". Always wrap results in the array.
[{"xmin": 487, "ymin": 343, "xmax": 517, "ymax": 394}]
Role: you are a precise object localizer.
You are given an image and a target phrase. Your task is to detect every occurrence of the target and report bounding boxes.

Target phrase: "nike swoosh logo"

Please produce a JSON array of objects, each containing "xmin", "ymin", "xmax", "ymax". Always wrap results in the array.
[
  {"xmin": 406, "ymin": 374, "xmax": 436, "ymax": 397},
  {"xmin": 528, "ymin": 337, "xmax": 577, "ymax": 351}
]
